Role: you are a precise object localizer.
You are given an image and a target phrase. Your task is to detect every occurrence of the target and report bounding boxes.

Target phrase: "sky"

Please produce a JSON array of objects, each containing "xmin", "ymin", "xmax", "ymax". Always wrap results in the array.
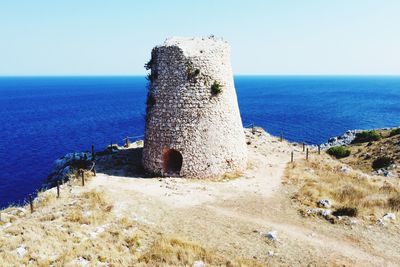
[{"xmin": 0, "ymin": 0, "xmax": 399, "ymax": 76}]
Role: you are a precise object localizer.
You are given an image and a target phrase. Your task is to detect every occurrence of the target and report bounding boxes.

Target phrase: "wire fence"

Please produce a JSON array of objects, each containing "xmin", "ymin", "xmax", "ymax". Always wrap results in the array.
[{"xmin": 3, "ymin": 124, "xmax": 325, "ymax": 217}]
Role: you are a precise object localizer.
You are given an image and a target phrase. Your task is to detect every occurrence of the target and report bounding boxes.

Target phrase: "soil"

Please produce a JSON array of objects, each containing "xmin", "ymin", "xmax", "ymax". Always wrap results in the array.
[{"xmin": 89, "ymin": 128, "xmax": 400, "ymax": 266}]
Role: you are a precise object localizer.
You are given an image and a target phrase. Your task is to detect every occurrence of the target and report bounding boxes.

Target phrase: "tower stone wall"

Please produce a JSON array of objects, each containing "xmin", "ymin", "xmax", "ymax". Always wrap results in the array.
[{"xmin": 142, "ymin": 37, "xmax": 247, "ymax": 178}]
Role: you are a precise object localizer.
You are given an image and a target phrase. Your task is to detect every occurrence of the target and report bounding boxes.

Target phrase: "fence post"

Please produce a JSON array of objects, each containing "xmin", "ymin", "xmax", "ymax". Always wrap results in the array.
[
  {"xmin": 29, "ymin": 194, "xmax": 34, "ymax": 213},
  {"xmin": 318, "ymin": 145, "xmax": 321, "ymax": 155},
  {"xmin": 302, "ymin": 143, "xmax": 305, "ymax": 152},
  {"xmin": 291, "ymin": 151, "xmax": 294, "ymax": 163},
  {"xmin": 251, "ymin": 123, "xmax": 255, "ymax": 134},
  {"xmin": 81, "ymin": 170, "xmax": 85, "ymax": 186},
  {"xmin": 93, "ymin": 168, "xmax": 96, "ymax": 177},
  {"xmin": 280, "ymin": 131, "xmax": 283, "ymax": 142},
  {"xmin": 91, "ymin": 144, "xmax": 95, "ymax": 160},
  {"xmin": 57, "ymin": 180, "xmax": 60, "ymax": 198},
  {"xmin": 306, "ymin": 148, "xmax": 309, "ymax": 160}
]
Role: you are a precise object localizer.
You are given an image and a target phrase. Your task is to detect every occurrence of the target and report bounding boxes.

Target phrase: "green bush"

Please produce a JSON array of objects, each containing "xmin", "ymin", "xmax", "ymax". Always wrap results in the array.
[
  {"xmin": 211, "ymin": 81, "xmax": 223, "ymax": 95},
  {"xmin": 389, "ymin": 128, "xmax": 400, "ymax": 137},
  {"xmin": 372, "ymin": 156, "xmax": 393, "ymax": 170},
  {"xmin": 326, "ymin": 146, "xmax": 351, "ymax": 159},
  {"xmin": 351, "ymin": 130, "xmax": 381, "ymax": 144},
  {"xmin": 144, "ymin": 57, "xmax": 153, "ymax": 70}
]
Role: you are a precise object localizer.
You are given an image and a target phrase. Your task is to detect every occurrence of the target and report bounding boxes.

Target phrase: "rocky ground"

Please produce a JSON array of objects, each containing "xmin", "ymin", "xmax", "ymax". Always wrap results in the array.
[{"xmin": 1, "ymin": 128, "xmax": 399, "ymax": 266}]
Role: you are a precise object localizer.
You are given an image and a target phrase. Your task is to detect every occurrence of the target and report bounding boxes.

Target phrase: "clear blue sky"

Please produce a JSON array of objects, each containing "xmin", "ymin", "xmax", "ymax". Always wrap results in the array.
[{"xmin": 0, "ymin": 0, "xmax": 399, "ymax": 76}]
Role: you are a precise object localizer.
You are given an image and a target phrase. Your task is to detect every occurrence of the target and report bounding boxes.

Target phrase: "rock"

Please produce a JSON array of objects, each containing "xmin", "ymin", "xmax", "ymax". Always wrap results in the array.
[
  {"xmin": 46, "ymin": 151, "xmax": 93, "ymax": 186},
  {"xmin": 70, "ymin": 257, "xmax": 89, "ymax": 266},
  {"xmin": 383, "ymin": 213, "xmax": 396, "ymax": 221},
  {"xmin": 8, "ymin": 207, "xmax": 27, "ymax": 217},
  {"xmin": 16, "ymin": 245, "xmax": 27, "ymax": 258},
  {"xmin": 317, "ymin": 199, "xmax": 332, "ymax": 209},
  {"xmin": 377, "ymin": 218, "xmax": 385, "ymax": 226},
  {"xmin": 62, "ymin": 166, "xmax": 72, "ymax": 176},
  {"xmin": 383, "ymin": 171, "xmax": 393, "ymax": 177},
  {"xmin": 268, "ymin": 250, "xmax": 275, "ymax": 257},
  {"xmin": 83, "ymin": 211, "xmax": 92, "ymax": 218},
  {"xmin": 53, "ymin": 152, "xmax": 92, "ymax": 170},
  {"xmin": 322, "ymin": 210, "xmax": 332, "ymax": 217},
  {"xmin": 265, "ymin": 231, "xmax": 277, "ymax": 241},
  {"xmin": 320, "ymin": 130, "xmax": 359, "ymax": 149},
  {"xmin": 340, "ymin": 166, "xmax": 350, "ymax": 173},
  {"xmin": 90, "ymin": 226, "xmax": 106, "ymax": 238},
  {"xmin": 0, "ymin": 222, "xmax": 12, "ymax": 230},
  {"xmin": 192, "ymin": 260, "xmax": 205, "ymax": 267},
  {"xmin": 307, "ymin": 208, "xmax": 332, "ymax": 218}
]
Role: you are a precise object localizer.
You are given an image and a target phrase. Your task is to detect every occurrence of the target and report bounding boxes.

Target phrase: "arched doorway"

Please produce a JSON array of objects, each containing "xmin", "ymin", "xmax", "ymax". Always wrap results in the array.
[{"xmin": 162, "ymin": 148, "xmax": 183, "ymax": 176}]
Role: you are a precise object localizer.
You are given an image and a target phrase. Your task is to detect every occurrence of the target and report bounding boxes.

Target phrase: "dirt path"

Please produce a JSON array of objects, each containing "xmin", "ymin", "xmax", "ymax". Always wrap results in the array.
[{"xmin": 87, "ymin": 129, "xmax": 399, "ymax": 266}]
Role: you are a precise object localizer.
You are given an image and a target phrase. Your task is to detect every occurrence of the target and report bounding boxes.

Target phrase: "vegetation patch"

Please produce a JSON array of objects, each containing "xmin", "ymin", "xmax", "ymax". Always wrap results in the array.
[
  {"xmin": 145, "ymin": 71, "xmax": 158, "ymax": 82},
  {"xmin": 351, "ymin": 130, "xmax": 381, "ymax": 144},
  {"xmin": 389, "ymin": 128, "xmax": 400, "ymax": 137},
  {"xmin": 372, "ymin": 156, "xmax": 393, "ymax": 170},
  {"xmin": 388, "ymin": 195, "xmax": 400, "ymax": 211},
  {"xmin": 326, "ymin": 146, "xmax": 351, "ymax": 159},
  {"xmin": 144, "ymin": 56, "xmax": 153, "ymax": 70},
  {"xmin": 211, "ymin": 81, "xmax": 223, "ymax": 95},
  {"xmin": 285, "ymin": 158, "xmax": 400, "ymax": 219},
  {"xmin": 138, "ymin": 236, "xmax": 218, "ymax": 265},
  {"xmin": 186, "ymin": 60, "xmax": 201, "ymax": 81},
  {"xmin": 138, "ymin": 236, "xmax": 262, "ymax": 266}
]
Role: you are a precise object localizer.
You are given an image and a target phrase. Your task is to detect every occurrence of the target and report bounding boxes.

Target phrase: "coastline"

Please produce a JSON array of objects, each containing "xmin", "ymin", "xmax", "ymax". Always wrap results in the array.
[
  {"xmin": 1, "ymin": 126, "xmax": 399, "ymax": 266},
  {"xmin": 319, "ymin": 126, "xmax": 400, "ymax": 149}
]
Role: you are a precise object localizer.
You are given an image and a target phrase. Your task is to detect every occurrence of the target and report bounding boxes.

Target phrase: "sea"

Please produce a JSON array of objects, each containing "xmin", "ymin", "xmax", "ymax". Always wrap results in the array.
[{"xmin": 1, "ymin": 76, "xmax": 399, "ymax": 208}]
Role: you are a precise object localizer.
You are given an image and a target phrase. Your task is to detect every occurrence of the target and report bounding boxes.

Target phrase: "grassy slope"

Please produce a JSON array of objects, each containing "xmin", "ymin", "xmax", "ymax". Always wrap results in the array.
[
  {"xmin": 340, "ymin": 129, "xmax": 400, "ymax": 177},
  {"xmin": 286, "ymin": 155, "xmax": 400, "ymax": 220},
  {"xmin": 0, "ymin": 176, "xmax": 262, "ymax": 267}
]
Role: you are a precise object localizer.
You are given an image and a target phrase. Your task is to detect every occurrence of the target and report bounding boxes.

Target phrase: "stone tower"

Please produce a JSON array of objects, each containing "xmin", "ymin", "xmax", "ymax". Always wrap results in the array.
[{"xmin": 142, "ymin": 37, "xmax": 247, "ymax": 178}]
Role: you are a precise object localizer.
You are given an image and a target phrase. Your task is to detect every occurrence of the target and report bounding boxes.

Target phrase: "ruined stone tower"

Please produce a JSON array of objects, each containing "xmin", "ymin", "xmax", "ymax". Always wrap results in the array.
[{"xmin": 142, "ymin": 37, "xmax": 247, "ymax": 178}]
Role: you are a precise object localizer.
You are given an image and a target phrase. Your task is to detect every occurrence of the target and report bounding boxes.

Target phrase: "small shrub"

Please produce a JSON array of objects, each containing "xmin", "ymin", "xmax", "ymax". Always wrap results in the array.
[
  {"xmin": 372, "ymin": 156, "xmax": 393, "ymax": 170},
  {"xmin": 144, "ymin": 57, "xmax": 153, "ymax": 70},
  {"xmin": 211, "ymin": 81, "xmax": 222, "ymax": 95},
  {"xmin": 187, "ymin": 68, "xmax": 200, "ymax": 81},
  {"xmin": 389, "ymin": 128, "xmax": 400, "ymax": 137},
  {"xmin": 352, "ymin": 130, "xmax": 381, "ymax": 144},
  {"xmin": 326, "ymin": 146, "xmax": 351, "ymax": 159},
  {"xmin": 186, "ymin": 60, "xmax": 200, "ymax": 81},
  {"xmin": 146, "ymin": 71, "xmax": 158, "ymax": 82},
  {"xmin": 388, "ymin": 195, "xmax": 400, "ymax": 211},
  {"xmin": 332, "ymin": 206, "xmax": 358, "ymax": 217}
]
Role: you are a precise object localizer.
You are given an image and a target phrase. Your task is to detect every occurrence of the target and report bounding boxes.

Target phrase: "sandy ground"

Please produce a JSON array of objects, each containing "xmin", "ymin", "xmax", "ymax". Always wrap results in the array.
[{"xmin": 87, "ymin": 128, "xmax": 400, "ymax": 266}]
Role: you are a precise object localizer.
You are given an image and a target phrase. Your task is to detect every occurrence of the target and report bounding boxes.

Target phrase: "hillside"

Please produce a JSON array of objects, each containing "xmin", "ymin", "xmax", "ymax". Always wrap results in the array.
[
  {"xmin": 0, "ymin": 128, "xmax": 399, "ymax": 266},
  {"xmin": 328, "ymin": 128, "xmax": 400, "ymax": 178}
]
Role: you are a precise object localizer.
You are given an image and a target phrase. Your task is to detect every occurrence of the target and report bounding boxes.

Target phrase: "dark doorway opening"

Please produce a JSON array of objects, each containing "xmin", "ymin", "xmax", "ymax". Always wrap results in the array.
[{"xmin": 162, "ymin": 149, "xmax": 183, "ymax": 176}]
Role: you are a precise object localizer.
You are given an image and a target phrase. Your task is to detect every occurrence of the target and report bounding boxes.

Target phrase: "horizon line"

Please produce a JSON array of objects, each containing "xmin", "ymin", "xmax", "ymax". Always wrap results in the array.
[{"xmin": 1, "ymin": 74, "xmax": 400, "ymax": 78}]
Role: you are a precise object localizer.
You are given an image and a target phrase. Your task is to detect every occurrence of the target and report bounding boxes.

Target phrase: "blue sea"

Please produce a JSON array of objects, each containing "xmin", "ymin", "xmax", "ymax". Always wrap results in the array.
[{"xmin": 0, "ymin": 76, "xmax": 399, "ymax": 208}]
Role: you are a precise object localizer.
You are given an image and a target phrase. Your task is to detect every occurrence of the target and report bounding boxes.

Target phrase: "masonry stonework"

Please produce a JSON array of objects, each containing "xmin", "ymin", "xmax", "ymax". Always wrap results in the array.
[{"xmin": 142, "ymin": 37, "xmax": 247, "ymax": 178}]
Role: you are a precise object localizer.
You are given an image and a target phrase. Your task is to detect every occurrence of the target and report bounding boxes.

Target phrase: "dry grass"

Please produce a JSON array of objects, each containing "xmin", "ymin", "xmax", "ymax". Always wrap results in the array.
[
  {"xmin": 0, "ymin": 184, "xmax": 262, "ymax": 267},
  {"xmin": 138, "ymin": 235, "xmax": 264, "ymax": 267},
  {"xmin": 220, "ymin": 170, "xmax": 244, "ymax": 180},
  {"xmin": 286, "ymin": 156, "xmax": 400, "ymax": 219},
  {"xmin": 138, "ymin": 236, "xmax": 221, "ymax": 265},
  {"xmin": 0, "ymin": 188, "xmax": 147, "ymax": 266}
]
